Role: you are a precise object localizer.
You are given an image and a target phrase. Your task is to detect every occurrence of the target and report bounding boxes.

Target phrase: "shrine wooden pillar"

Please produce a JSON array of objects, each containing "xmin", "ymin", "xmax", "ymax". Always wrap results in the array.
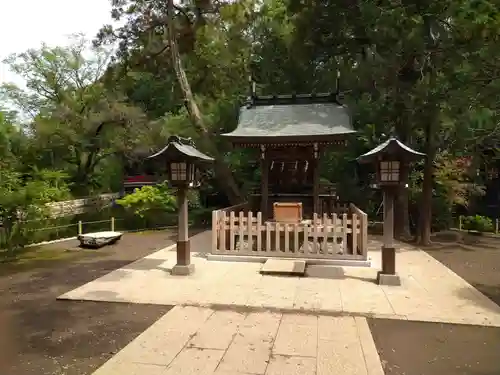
[
  {"xmin": 312, "ymin": 143, "xmax": 320, "ymax": 215},
  {"xmin": 260, "ymin": 145, "xmax": 269, "ymax": 218}
]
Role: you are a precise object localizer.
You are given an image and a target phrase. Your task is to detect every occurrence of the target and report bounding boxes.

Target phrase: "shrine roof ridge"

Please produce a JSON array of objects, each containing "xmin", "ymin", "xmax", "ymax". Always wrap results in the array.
[
  {"xmin": 246, "ymin": 92, "xmax": 341, "ymax": 107},
  {"xmin": 222, "ymin": 91, "xmax": 355, "ymax": 142}
]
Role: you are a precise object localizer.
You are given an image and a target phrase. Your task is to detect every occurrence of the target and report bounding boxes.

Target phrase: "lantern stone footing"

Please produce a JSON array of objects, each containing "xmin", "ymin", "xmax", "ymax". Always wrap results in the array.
[
  {"xmin": 381, "ymin": 245, "xmax": 396, "ymax": 275},
  {"xmin": 376, "ymin": 272, "xmax": 401, "ymax": 286},
  {"xmin": 171, "ymin": 264, "xmax": 195, "ymax": 276}
]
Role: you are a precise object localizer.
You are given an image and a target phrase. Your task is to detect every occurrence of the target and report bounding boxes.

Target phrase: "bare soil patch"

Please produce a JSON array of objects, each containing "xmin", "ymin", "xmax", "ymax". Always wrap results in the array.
[{"xmin": 0, "ymin": 230, "xmax": 204, "ymax": 375}]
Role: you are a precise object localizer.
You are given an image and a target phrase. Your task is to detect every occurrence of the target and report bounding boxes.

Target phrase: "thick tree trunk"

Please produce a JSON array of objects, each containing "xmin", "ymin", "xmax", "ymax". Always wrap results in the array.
[
  {"xmin": 394, "ymin": 163, "xmax": 412, "ymax": 239},
  {"xmin": 393, "ymin": 77, "xmax": 412, "ymax": 240},
  {"xmin": 417, "ymin": 119, "xmax": 436, "ymax": 246},
  {"xmin": 166, "ymin": 0, "xmax": 243, "ymax": 205}
]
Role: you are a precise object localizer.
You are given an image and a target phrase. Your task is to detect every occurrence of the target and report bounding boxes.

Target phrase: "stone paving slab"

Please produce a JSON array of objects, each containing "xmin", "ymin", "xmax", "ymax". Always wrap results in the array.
[
  {"xmin": 92, "ymin": 306, "xmax": 384, "ymax": 375},
  {"xmin": 260, "ymin": 259, "xmax": 306, "ymax": 276},
  {"xmin": 58, "ymin": 232, "xmax": 500, "ymax": 327}
]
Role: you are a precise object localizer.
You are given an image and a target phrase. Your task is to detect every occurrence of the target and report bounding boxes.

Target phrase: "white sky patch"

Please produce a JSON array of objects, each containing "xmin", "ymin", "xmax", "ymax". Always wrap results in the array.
[{"xmin": 0, "ymin": 0, "xmax": 114, "ymax": 87}]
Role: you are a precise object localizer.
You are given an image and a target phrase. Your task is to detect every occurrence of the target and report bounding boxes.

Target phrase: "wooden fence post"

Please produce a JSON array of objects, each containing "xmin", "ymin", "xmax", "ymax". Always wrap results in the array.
[
  {"xmin": 111, "ymin": 217, "xmax": 115, "ymax": 232},
  {"xmin": 78, "ymin": 220, "xmax": 82, "ymax": 235},
  {"xmin": 211, "ymin": 210, "xmax": 218, "ymax": 252}
]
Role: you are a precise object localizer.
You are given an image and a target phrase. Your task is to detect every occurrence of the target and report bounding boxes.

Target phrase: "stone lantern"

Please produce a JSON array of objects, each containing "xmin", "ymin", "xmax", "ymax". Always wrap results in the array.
[
  {"xmin": 148, "ymin": 136, "xmax": 214, "ymax": 275},
  {"xmin": 357, "ymin": 137, "xmax": 424, "ymax": 285}
]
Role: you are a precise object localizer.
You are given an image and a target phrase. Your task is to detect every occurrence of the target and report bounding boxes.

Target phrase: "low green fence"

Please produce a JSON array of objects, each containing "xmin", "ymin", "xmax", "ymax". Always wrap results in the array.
[
  {"xmin": 455, "ymin": 215, "xmax": 500, "ymax": 235},
  {"xmin": 0, "ymin": 204, "xmax": 214, "ymax": 249},
  {"xmin": 0, "ymin": 217, "xmax": 179, "ymax": 249}
]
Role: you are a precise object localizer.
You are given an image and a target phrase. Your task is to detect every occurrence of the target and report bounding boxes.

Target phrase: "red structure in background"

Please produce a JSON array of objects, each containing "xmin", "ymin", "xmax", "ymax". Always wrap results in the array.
[
  {"xmin": 124, "ymin": 174, "xmax": 157, "ymax": 186},
  {"xmin": 122, "ymin": 152, "xmax": 159, "ymax": 194}
]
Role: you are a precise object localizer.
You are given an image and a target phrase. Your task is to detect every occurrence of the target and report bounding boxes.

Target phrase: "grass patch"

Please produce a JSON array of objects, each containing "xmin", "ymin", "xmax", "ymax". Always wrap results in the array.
[{"xmin": 0, "ymin": 246, "xmax": 88, "ymax": 275}]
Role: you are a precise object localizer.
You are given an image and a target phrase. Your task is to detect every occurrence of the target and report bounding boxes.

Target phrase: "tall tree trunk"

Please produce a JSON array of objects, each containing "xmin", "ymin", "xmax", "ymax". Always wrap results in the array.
[
  {"xmin": 417, "ymin": 117, "xmax": 436, "ymax": 245},
  {"xmin": 166, "ymin": 0, "xmax": 243, "ymax": 205},
  {"xmin": 393, "ymin": 64, "xmax": 414, "ymax": 240},
  {"xmin": 394, "ymin": 163, "xmax": 411, "ymax": 239},
  {"xmin": 394, "ymin": 113, "xmax": 411, "ymax": 239},
  {"xmin": 417, "ymin": 16, "xmax": 440, "ymax": 246}
]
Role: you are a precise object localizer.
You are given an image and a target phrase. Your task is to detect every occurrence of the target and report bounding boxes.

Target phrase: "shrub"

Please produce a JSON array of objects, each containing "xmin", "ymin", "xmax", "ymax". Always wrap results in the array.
[{"xmin": 461, "ymin": 215, "xmax": 493, "ymax": 233}]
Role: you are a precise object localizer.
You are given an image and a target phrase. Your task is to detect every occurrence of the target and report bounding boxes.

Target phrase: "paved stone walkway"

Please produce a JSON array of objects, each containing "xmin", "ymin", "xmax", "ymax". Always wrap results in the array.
[
  {"xmin": 59, "ymin": 232, "xmax": 500, "ymax": 327},
  {"xmin": 92, "ymin": 306, "xmax": 384, "ymax": 375}
]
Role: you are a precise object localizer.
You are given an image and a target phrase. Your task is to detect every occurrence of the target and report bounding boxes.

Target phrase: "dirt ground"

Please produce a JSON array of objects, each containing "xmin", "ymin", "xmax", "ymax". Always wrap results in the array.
[
  {"xmin": 425, "ymin": 233, "xmax": 500, "ymax": 307},
  {"xmin": 3, "ymin": 229, "xmax": 499, "ymax": 375},
  {"xmin": 369, "ymin": 318, "xmax": 500, "ymax": 375},
  {"xmin": 369, "ymin": 232, "xmax": 500, "ymax": 375},
  {"xmin": 0, "ymin": 230, "xmax": 191, "ymax": 375}
]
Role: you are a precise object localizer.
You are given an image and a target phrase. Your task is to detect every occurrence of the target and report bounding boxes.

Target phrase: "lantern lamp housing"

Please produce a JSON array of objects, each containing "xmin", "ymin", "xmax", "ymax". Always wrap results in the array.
[
  {"xmin": 169, "ymin": 161, "xmax": 196, "ymax": 186},
  {"xmin": 377, "ymin": 159, "xmax": 400, "ymax": 185},
  {"xmin": 147, "ymin": 136, "xmax": 214, "ymax": 188},
  {"xmin": 357, "ymin": 137, "xmax": 425, "ymax": 187}
]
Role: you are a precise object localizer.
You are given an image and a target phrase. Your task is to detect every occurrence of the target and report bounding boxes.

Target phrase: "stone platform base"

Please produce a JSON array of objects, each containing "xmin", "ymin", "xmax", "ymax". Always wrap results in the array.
[
  {"xmin": 171, "ymin": 264, "xmax": 195, "ymax": 276},
  {"xmin": 207, "ymin": 254, "xmax": 371, "ymax": 268},
  {"xmin": 377, "ymin": 272, "xmax": 401, "ymax": 286}
]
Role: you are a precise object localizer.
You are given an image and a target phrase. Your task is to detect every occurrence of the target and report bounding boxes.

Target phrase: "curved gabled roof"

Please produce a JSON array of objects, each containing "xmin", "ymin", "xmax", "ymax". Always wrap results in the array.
[
  {"xmin": 357, "ymin": 138, "xmax": 425, "ymax": 163},
  {"xmin": 222, "ymin": 93, "xmax": 355, "ymax": 143},
  {"xmin": 147, "ymin": 136, "xmax": 214, "ymax": 162}
]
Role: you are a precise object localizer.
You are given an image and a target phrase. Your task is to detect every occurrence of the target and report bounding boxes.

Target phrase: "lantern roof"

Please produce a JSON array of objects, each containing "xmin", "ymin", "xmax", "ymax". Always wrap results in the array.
[
  {"xmin": 147, "ymin": 136, "xmax": 214, "ymax": 163},
  {"xmin": 357, "ymin": 137, "xmax": 425, "ymax": 164}
]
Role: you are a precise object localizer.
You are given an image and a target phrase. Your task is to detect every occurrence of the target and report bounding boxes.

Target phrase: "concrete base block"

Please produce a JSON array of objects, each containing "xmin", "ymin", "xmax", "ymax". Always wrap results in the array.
[
  {"xmin": 206, "ymin": 254, "xmax": 371, "ymax": 268},
  {"xmin": 377, "ymin": 272, "xmax": 401, "ymax": 286},
  {"xmin": 171, "ymin": 264, "xmax": 195, "ymax": 276},
  {"xmin": 305, "ymin": 265, "xmax": 345, "ymax": 279}
]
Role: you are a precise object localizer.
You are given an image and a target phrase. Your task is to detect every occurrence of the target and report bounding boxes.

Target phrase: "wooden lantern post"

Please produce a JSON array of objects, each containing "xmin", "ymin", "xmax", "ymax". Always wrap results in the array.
[
  {"xmin": 147, "ymin": 136, "xmax": 213, "ymax": 276},
  {"xmin": 357, "ymin": 138, "xmax": 424, "ymax": 286}
]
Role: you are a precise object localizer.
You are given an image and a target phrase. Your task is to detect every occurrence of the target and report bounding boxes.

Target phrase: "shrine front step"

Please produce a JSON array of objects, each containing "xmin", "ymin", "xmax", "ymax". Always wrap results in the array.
[{"xmin": 260, "ymin": 259, "xmax": 306, "ymax": 276}]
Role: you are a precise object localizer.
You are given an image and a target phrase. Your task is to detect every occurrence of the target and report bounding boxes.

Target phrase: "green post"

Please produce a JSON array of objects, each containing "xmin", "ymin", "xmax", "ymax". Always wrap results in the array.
[
  {"xmin": 78, "ymin": 220, "xmax": 82, "ymax": 235},
  {"xmin": 111, "ymin": 217, "xmax": 115, "ymax": 232}
]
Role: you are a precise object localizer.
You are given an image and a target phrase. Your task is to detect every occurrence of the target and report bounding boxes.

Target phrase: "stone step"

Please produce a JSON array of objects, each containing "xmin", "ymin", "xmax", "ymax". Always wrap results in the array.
[{"xmin": 260, "ymin": 259, "xmax": 306, "ymax": 276}]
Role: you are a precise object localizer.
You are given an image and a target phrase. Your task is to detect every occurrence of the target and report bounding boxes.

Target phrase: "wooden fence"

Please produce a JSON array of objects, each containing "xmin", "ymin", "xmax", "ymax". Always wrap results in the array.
[
  {"xmin": 349, "ymin": 203, "xmax": 368, "ymax": 255},
  {"xmin": 212, "ymin": 206, "xmax": 368, "ymax": 260}
]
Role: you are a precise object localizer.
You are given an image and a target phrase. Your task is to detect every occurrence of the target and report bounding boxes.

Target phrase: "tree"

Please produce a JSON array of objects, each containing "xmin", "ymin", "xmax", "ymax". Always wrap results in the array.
[
  {"xmin": 1, "ymin": 36, "xmax": 150, "ymax": 195},
  {"xmin": 0, "ymin": 111, "xmax": 72, "ymax": 255}
]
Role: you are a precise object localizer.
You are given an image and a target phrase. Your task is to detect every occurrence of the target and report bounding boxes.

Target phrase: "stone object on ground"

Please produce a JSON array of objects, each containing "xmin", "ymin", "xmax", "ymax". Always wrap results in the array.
[
  {"xmin": 78, "ymin": 231, "xmax": 123, "ymax": 249},
  {"xmin": 260, "ymin": 259, "xmax": 306, "ymax": 276}
]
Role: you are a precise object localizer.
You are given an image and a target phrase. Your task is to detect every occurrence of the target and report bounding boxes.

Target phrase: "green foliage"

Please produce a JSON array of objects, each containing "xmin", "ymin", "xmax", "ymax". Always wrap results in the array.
[
  {"xmin": 116, "ymin": 184, "xmax": 210, "ymax": 226},
  {"xmin": 1, "ymin": 36, "xmax": 151, "ymax": 196},
  {"xmin": 1, "ymin": 0, "xmax": 500, "ymax": 245},
  {"xmin": 461, "ymin": 215, "xmax": 494, "ymax": 233},
  {"xmin": 116, "ymin": 184, "xmax": 177, "ymax": 218},
  {"xmin": 0, "ymin": 168, "xmax": 72, "ymax": 255}
]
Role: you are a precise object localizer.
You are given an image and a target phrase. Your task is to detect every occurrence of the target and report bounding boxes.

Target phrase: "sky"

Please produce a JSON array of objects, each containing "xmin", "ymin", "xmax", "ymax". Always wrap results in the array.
[{"xmin": 0, "ymin": 0, "xmax": 114, "ymax": 87}]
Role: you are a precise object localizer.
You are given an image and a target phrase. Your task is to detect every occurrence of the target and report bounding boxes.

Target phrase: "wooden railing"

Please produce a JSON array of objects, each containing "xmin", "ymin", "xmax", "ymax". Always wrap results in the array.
[{"xmin": 211, "ymin": 207, "xmax": 368, "ymax": 260}]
